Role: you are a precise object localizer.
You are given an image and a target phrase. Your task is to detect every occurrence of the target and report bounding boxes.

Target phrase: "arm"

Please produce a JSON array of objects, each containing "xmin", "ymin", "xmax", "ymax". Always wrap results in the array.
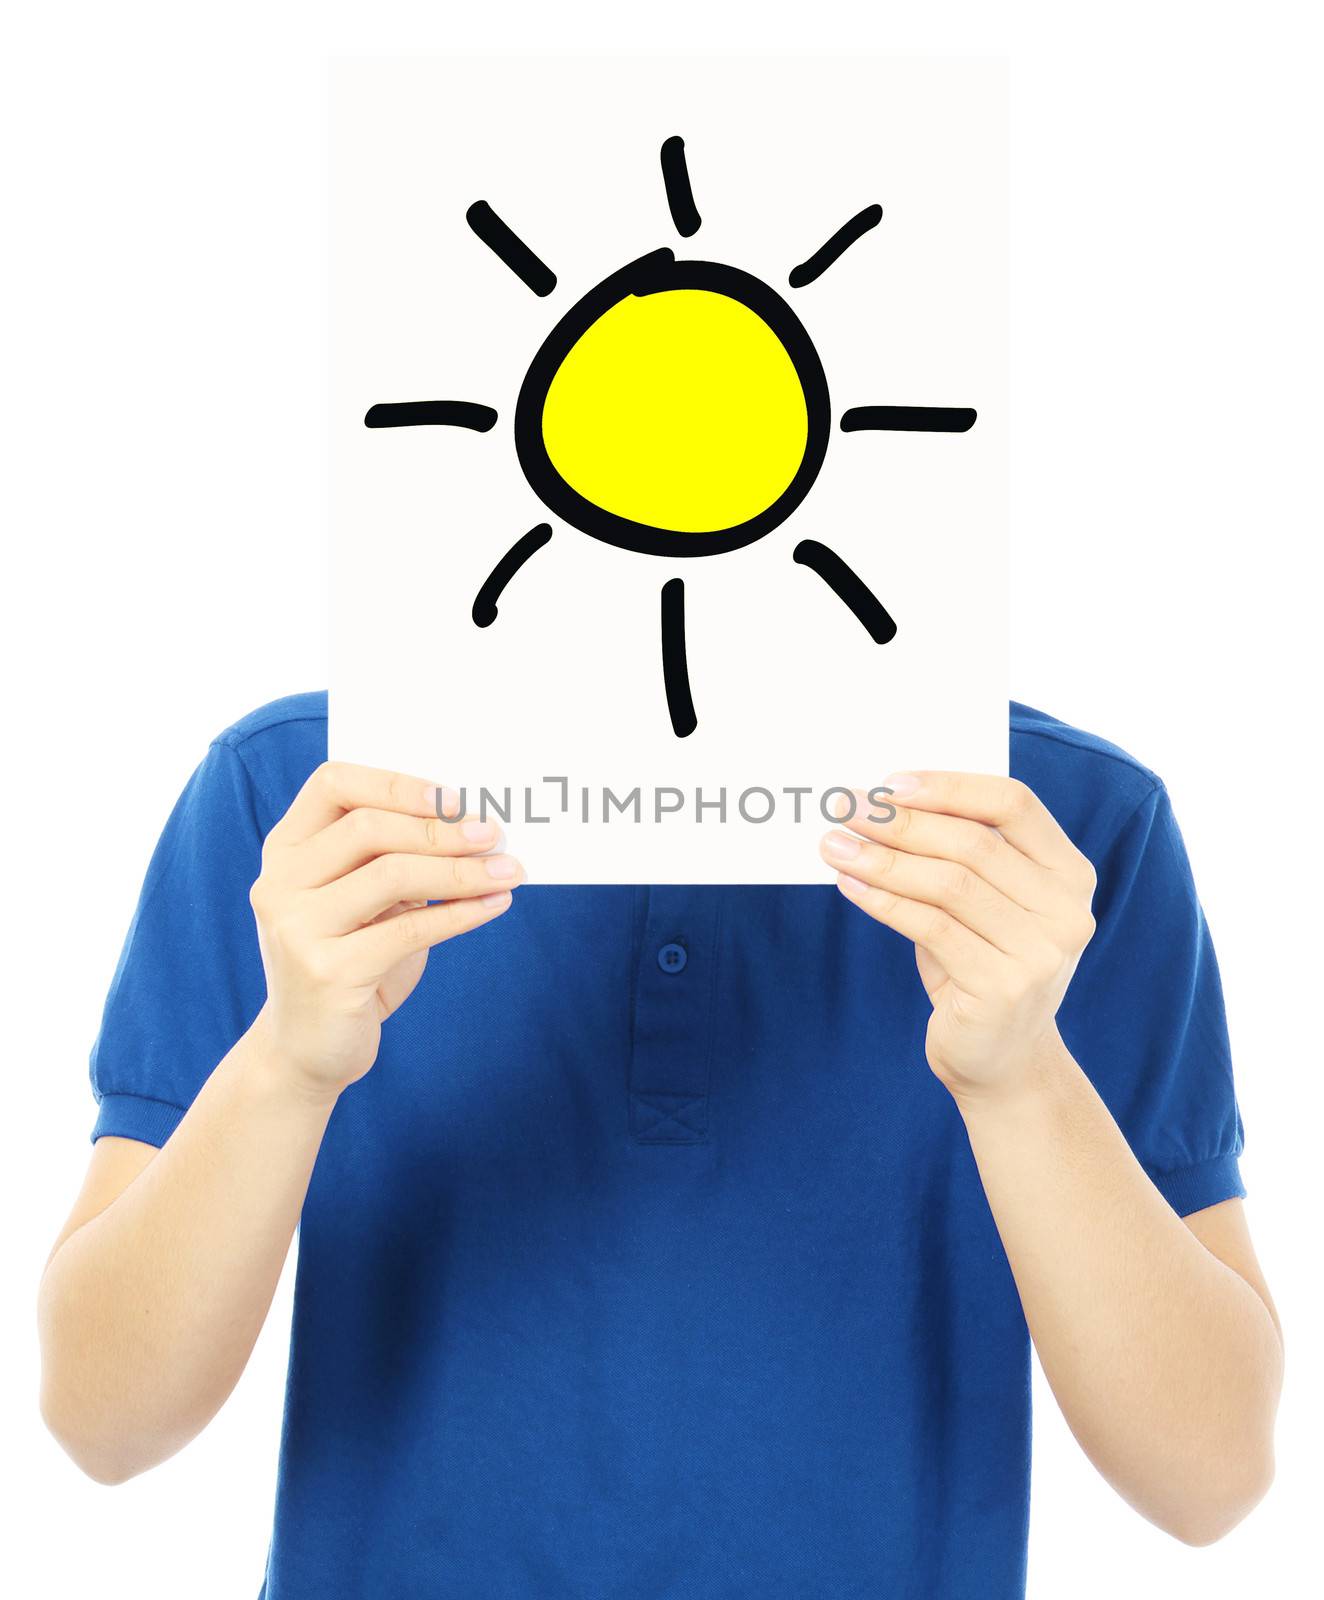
[
  {"xmin": 39, "ymin": 762, "xmax": 522, "ymax": 1484},
  {"xmin": 820, "ymin": 772, "xmax": 1282, "ymax": 1545},
  {"xmin": 959, "ymin": 1045, "xmax": 1280, "ymax": 1544}
]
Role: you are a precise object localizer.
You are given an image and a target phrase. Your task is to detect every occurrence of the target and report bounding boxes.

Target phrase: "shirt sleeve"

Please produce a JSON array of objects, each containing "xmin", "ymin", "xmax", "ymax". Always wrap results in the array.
[
  {"xmin": 1057, "ymin": 782, "xmax": 1246, "ymax": 1217},
  {"xmin": 88, "ymin": 738, "xmax": 269, "ymax": 1147}
]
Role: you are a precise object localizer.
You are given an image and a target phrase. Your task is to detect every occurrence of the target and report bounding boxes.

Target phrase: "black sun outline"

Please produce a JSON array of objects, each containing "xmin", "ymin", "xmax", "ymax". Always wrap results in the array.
[
  {"xmin": 513, "ymin": 250, "xmax": 831, "ymax": 558},
  {"xmin": 365, "ymin": 136, "xmax": 977, "ymax": 738}
]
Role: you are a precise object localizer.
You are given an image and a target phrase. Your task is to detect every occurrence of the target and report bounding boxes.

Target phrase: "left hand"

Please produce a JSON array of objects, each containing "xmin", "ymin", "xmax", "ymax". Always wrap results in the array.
[{"xmin": 820, "ymin": 772, "xmax": 1098, "ymax": 1101}]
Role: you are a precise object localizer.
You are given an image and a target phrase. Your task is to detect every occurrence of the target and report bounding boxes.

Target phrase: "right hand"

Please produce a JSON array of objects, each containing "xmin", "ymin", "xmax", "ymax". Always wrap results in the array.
[{"xmin": 248, "ymin": 761, "xmax": 520, "ymax": 1099}]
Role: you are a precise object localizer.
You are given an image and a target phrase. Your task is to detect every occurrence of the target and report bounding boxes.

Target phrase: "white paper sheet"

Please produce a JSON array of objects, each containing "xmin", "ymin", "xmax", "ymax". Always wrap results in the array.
[{"xmin": 330, "ymin": 54, "xmax": 1008, "ymax": 882}]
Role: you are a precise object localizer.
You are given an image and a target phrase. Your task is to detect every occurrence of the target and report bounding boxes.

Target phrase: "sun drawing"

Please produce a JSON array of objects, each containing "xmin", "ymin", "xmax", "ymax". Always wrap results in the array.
[{"xmin": 365, "ymin": 136, "xmax": 976, "ymax": 738}]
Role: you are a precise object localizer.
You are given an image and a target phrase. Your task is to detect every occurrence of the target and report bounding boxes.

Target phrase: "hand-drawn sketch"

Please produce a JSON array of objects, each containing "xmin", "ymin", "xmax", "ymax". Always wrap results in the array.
[
  {"xmin": 365, "ymin": 137, "xmax": 976, "ymax": 738},
  {"xmin": 331, "ymin": 57, "xmax": 1007, "ymax": 883}
]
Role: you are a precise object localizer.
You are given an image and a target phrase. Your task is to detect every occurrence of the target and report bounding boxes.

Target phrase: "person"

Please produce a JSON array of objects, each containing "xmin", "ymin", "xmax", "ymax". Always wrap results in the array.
[{"xmin": 38, "ymin": 692, "xmax": 1282, "ymax": 1599}]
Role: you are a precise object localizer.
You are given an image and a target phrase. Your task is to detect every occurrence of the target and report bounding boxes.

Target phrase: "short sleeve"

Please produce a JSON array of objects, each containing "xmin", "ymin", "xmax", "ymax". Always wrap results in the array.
[
  {"xmin": 1057, "ymin": 783, "xmax": 1245, "ymax": 1216},
  {"xmin": 89, "ymin": 739, "xmax": 269, "ymax": 1146}
]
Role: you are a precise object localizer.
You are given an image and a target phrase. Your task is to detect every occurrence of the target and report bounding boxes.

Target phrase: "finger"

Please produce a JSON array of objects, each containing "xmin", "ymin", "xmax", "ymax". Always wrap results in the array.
[
  {"xmin": 294, "ymin": 807, "xmax": 503, "ymax": 888},
  {"xmin": 835, "ymin": 871, "xmax": 1006, "ymax": 992},
  {"xmin": 268, "ymin": 762, "xmax": 445, "ymax": 848},
  {"xmin": 347, "ymin": 889, "xmax": 514, "ymax": 972},
  {"xmin": 365, "ymin": 896, "xmax": 428, "ymax": 925},
  {"xmin": 313, "ymin": 851, "xmax": 523, "ymax": 933},
  {"xmin": 835, "ymin": 790, "xmax": 1051, "ymax": 909},
  {"xmin": 821, "ymin": 832, "xmax": 1043, "ymax": 957},
  {"xmin": 873, "ymin": 773, "xmax": 1081, "ymax": 871}
]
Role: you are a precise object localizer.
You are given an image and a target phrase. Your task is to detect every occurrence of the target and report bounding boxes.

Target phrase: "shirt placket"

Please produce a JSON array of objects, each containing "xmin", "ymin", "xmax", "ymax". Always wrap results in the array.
[{"xmin": 628, "ymin": 887, "xmax": 722, "ymax": 1144}]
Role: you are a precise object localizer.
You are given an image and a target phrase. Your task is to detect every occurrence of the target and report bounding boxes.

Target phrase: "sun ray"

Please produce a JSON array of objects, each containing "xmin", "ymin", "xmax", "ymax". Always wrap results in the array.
[
  {"xmin": 660, "ymin": 136, "xmax": 701, "ymax": 238},
  {"xmin": 660, "ymin": 578, "xmax": 698, "ymax": 737},
  {"xmin": 364, "ymin": 401, "xmax": 497, "ymax": 430},
  {"xmin": 472, "ymin": 525, "xmax": 553, "ymax": 627},
  {"xmin": 841, "ymin": 405, "xmax": 977, "ymax": 433},
  {"xmin": 793, "ymin": 539, "xmax": 897, "ymax": 644},
  {"xmin": 466, "ymin": 200, "xmax": 557, "ymax": 297},
  {"xmin": 788, "ymin": 204, "xmax": 883, "ymax": 288}
]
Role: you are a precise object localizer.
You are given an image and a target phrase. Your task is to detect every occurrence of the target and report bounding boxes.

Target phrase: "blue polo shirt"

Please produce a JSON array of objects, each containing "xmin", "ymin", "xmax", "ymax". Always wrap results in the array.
[{"xmin": 89, "ymin": 694, "xmax": 1245, "ymax": 1599}]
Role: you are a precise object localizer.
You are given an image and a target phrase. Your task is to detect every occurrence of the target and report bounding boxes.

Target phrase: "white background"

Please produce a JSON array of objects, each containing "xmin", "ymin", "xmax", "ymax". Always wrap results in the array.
[
  {"xmin": 330, "ymin": 55, "xmax": 1007, "ymax": 882},
  {"xmin": 1, "ymin": 3, "xmax": 1319, "ymax": 1596}
]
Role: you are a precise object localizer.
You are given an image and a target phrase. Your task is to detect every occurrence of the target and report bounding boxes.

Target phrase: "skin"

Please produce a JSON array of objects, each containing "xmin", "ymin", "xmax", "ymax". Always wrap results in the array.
[
  {"xmin": 819, "ymin": 771, "xmax": 1282, "ymax": 1544},
  {"xmin": 38, "ymin": 762, "xmax": 521, "ymax": 1483},
  {"xmin": 39, "ymin": 762, "xmax": 1281, "ymax": 1546}
]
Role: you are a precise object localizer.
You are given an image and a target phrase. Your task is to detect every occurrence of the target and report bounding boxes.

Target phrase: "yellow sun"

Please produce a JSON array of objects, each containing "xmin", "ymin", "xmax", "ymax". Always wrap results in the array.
[
  {"xmin": 365, "ymin": 134, "xmax": 977, "ymax": 737},
  {"xmin": 541, "ymin": 287, "xmax": 809, "ymax": 534}
]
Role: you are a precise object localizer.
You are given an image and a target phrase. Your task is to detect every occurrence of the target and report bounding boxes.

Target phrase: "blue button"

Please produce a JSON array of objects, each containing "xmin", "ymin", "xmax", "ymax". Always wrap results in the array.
[{"xmin": 657, "ymin": 942, "xmax": 688, "ymax": 974}]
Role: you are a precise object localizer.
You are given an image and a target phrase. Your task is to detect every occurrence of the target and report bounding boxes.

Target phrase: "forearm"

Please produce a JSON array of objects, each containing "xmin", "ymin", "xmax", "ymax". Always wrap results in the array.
[
  {"xmin": 955, "ymin": 1032, "xmax": 1282, "ymax": 1543},
  {"xmin": 41, "ymin": 762, "xmax": 516, "ymax": 1483},
  {"xmin": 38, "ymin": 1005, "xmax": 338, "ymax": 1482}
]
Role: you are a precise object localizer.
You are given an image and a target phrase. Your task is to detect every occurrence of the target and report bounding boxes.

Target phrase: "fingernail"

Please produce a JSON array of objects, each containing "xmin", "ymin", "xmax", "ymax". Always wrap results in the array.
[
  {"xmin": 427, "ymin": 785, "xmax": 463, "ymax": 820},
  {"xmin": 882, "ymin": 772, "xmax": 920, "ymax": 798},
  {"xmin": 481, "ymin": 890, "xmax": 513, "ymax": 910},
  {"xmin": 836, "ymin": 872, "xmax": 868, "ymax": 895},
  {"xmin": 484, "ymin": 854, "xmax": 520, "ymax": 881},
  {"xmin": 823, "ymin": 830, "xmax": 861, "ymax": 861},
  {"xmin": 462, "ymin": 818, "xmax": 496, "ymax": 843}
]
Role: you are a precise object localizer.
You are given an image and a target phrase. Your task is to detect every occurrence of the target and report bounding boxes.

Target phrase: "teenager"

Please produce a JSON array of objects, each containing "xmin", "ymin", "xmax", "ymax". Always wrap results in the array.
[{"xmin": 38, "ymin": 693, "xmax": 1281, "ymax": 1598}]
